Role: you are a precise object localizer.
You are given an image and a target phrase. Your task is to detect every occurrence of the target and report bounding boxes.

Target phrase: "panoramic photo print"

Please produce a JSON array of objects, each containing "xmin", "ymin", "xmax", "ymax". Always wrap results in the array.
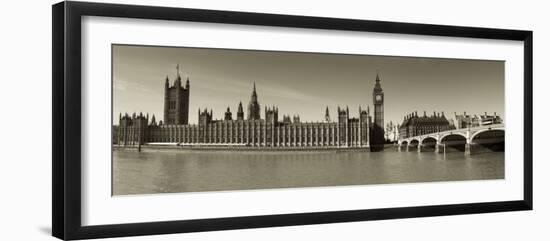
[{"xmin": 112, "ymin": 44, "xmax": 505, "ymax": 196}]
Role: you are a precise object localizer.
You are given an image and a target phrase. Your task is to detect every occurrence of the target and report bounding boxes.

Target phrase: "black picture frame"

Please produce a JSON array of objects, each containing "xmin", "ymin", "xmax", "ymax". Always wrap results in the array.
[{"xmin": 52, "ymin": 1, "xmax": 533, "ymax": 240}]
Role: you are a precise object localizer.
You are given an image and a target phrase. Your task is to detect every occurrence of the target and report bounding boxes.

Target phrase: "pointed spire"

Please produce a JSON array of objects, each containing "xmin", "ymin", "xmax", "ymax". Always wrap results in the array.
[
  {"xmin": 176, "ymin": 63, "xmax": 180, "ymax": 77},
  {"xmin": 373, "ymin": 71, "xmax": 383, "ymax": 93}
]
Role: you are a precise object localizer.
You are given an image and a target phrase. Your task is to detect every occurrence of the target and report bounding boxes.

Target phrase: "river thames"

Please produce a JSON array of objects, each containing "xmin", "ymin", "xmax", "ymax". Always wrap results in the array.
[{"xmin": 112, "ymin": 148, "xmax": 504, "ymax": 195}]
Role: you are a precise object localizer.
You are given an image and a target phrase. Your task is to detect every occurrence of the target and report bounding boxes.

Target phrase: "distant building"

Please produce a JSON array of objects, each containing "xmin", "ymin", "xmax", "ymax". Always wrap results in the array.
[
  {"xmin": 114, "ymin": 66, "xmax": 388, "ymax": 149},
  {"xmin": 454, "ymin": 112, "xmax": 502, "ymax": 129},
  {"xmin": 399, "ymin": 111, "xmax": 455, "ymax": 139}
]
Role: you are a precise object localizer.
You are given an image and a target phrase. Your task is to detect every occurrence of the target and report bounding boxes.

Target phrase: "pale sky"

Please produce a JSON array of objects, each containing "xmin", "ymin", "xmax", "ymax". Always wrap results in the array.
[{"xmin": 113, "ymin": 44, "xmax": 504, "ymax": 126}]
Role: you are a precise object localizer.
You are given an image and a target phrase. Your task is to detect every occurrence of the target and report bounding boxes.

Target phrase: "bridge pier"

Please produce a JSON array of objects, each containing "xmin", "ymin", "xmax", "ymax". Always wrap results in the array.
[
  {"xmin": 435, "ymin": 135, "xmax": 440, "ymax": 153},
  {"xmin": 417, "ymin": 145, "xmax": 422, "ymax": 153},
  {"xmin": 406, "ymin": 144, "xmax": 410, "ymax": 152},
  {"xmin": 465, "ymin": 130, "xmax": 471, "ymax": 156}
]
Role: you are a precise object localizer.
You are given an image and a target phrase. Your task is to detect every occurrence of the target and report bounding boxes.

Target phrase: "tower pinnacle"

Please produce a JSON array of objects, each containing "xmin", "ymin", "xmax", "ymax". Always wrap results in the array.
[
  {"xmin": 237, "ymin": 101, "xmax": 244, "ymax": 120},
  {"xmin": 248, "ymin": 82, "xmax": 261, "ymax": 120}
]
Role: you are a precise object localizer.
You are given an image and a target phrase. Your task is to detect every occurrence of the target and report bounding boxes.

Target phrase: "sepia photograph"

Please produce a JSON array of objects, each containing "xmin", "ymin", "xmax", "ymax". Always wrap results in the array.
[{"xmin": 112, "ymin": 44, "xmax": 505, "ymax": 196}]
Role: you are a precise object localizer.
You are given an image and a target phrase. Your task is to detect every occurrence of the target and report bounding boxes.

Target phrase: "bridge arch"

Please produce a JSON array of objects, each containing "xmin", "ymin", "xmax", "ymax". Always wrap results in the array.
[
  {"xmin": 398, "ymin": 124, "xmax": 504, "ymax": 154},
  {"xmin": 421, "ymin": 136, "xmax": 437, "ymax": 144},
  {"xmin": 470, "ymin": 129, "xmax": 505, "ymax": 153},
  {"xmin": 470, "ymin": 128, "xmax": 505, "ymax": 143},
  {"xmin": 440, "ymin": 132, "xmax": 467, "ymax": 141},
  {"xmin": 419, "ymin": 137, "xmax": 437, "ymax": 152},
  {"xmin": 408, "ymin": 139, "xmax": 420, "ymax": 151},
  {"xmin": 440, "ymin": 134, "xmax": 467, "ymax": 152}
]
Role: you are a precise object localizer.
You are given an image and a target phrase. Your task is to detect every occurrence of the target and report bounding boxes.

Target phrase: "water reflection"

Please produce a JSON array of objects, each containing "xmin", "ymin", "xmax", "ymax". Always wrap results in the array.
[{"xmin": 112, "ymin": 149, "xmax": 504, "ymax": 195}]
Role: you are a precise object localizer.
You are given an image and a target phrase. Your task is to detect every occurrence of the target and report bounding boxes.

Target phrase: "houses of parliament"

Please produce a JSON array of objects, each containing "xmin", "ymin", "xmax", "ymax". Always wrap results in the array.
[{"xmin": 113, "ymin": 66, "xmax": 386, "ymax": 150}]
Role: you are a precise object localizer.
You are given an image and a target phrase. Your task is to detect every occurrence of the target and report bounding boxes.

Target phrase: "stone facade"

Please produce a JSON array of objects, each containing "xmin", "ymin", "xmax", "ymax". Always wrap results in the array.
[
  {"xmin": 371, "ymin": 73, "xmax": 385, "ymax": 149},
  {"xmin": 163, "ymin": 65, "xmax": 190, "ymax": 125},
  {"xmin": 454, "ymin": 112, "xmax": 503, "ymax": 129},
  {"xmin": 399, "ymin": 111, "xmax": 455, "ymax": 139},
  {"xmin": 114, "ymin": 68, "xmax": 386, "ymax": 150}
]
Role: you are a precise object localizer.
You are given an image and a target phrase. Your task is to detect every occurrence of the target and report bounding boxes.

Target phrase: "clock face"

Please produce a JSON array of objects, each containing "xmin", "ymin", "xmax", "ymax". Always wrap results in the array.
[{"xmin": 375, "ymin": 95, "xmax": 382, "ymax": 101}]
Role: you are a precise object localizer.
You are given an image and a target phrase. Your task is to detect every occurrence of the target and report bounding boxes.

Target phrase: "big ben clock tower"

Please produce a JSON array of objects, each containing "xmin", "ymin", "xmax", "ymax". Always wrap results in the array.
[{"xmin": 372, "ymin": 73, "xmax": 384, "ymax": 149}]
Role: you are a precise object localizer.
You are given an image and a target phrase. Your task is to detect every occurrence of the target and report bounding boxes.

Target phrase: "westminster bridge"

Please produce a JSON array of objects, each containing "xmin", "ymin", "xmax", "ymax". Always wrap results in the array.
[{"xmin": 397, "ymin": 123, "xmax": 505, "ymax": 155}]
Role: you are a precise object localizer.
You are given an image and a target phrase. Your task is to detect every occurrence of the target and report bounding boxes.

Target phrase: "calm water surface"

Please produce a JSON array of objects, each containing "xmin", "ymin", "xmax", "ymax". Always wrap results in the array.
[{"xmin": 112, "ymin": 149, "xmax": 504, "ymax": 195}]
